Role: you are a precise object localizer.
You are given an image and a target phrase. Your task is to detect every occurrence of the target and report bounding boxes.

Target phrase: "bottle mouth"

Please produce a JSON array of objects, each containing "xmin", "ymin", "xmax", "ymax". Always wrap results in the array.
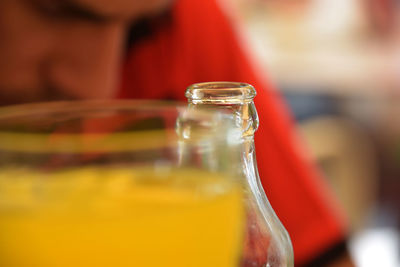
[{"xmin": 185, "ymin": 82, "xmax": 256, "ymax": 104}]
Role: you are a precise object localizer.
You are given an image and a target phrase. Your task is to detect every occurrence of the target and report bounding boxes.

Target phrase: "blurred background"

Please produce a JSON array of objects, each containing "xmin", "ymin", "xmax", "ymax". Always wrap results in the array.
[{"xmin": 221, "ymin": 0, "xmax": 400, "ymax": 266}]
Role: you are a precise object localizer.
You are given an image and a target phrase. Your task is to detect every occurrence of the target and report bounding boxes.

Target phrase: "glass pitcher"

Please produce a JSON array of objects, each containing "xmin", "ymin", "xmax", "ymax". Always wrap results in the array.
[
  {"xmin": 186, "ymin": 82, "xmax": 294, "ymax": 267},
  {"xmin": 0, "ymin": 100, "xmax": 245, "ymax": 267}
]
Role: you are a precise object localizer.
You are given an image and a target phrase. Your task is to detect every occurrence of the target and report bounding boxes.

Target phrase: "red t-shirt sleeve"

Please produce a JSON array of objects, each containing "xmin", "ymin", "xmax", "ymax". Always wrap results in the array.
[{"xmin": 120, "ymin": 0, "xmax": 348, "ymax": 264}]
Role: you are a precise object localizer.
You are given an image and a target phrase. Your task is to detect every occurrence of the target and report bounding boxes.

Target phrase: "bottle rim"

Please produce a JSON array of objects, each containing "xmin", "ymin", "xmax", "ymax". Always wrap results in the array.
[{"xmin": 185, "ymin": 82, "xmax": 256, "ymax": 104}]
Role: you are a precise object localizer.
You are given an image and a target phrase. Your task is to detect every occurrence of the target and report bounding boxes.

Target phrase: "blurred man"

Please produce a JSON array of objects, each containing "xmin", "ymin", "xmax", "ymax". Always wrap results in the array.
[
  {"xmin": 0, "ymin": 0, "xmax": 171, "ymax": 104},
  {"xmin": 0, "ymin": 0, "xmax": 355, "ymax": 266}
]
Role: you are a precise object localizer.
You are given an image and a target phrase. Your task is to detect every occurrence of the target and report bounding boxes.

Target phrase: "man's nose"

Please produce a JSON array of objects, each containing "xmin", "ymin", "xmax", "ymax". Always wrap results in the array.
[{"xmin": 47, "ymin": 24, "xmax": 125, "ymax": 100}]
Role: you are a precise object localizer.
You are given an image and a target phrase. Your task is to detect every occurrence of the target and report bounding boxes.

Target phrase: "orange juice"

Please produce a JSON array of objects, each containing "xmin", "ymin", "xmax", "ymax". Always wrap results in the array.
[{"xmin": 0, "ymin": 168, "xmax": 244, "ymax": 267}]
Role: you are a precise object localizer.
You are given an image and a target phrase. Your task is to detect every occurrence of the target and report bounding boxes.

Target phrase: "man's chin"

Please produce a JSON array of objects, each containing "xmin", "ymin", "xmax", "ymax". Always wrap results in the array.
[
  {"xmin": 0, "ymin": 89, "xmax": 78, "ymax": 106},
  {"xmin": 0, "ymin": 97, "xmax": 36, "ymax": 107}
]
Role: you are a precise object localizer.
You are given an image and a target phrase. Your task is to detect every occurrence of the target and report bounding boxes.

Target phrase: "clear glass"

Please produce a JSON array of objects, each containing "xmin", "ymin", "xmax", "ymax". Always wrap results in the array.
[
  {"xmin": 0, "ymin": 100, "xmax": 245, "ymax": 267},
  {"xmin": 186, "ymin": 82, "xmax": 294, "ymax": 267}
]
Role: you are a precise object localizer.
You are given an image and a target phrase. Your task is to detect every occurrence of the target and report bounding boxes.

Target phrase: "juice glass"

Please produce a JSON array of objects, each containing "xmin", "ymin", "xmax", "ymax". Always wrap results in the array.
[{"xmin": 0, "ymin": 100, "xmax": 244, "ymax": 267}]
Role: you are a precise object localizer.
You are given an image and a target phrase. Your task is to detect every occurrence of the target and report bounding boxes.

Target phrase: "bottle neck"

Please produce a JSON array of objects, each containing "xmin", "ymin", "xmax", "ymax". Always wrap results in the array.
[{"xmin": 185, "ymin": 82, "xmax": 259, "ymax": 140}]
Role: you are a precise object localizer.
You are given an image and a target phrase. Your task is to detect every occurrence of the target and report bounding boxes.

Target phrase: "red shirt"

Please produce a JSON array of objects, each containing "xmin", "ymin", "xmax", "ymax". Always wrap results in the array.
[{"xmin": 120, "ymin": 0, "xmax": 347, "ymax": 264}]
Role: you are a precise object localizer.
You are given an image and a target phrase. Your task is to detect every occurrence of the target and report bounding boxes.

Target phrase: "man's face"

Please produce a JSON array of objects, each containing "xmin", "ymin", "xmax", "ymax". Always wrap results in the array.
[{"xmin": 0, "ymin": 0, "xmax": 170, "ymax": 105}]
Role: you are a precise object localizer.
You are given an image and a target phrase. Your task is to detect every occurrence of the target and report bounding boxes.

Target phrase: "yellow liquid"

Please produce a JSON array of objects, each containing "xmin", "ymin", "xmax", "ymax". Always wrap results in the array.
[{"xmin": 0, "ymin": 168, "xmax": 244, "ymax": 267}]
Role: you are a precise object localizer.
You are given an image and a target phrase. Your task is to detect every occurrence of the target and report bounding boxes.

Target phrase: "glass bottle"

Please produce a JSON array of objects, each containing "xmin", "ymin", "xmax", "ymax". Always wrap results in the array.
[{"xmin": 186, "ymin": 82, "xmax": 294, "ymax": 267}]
